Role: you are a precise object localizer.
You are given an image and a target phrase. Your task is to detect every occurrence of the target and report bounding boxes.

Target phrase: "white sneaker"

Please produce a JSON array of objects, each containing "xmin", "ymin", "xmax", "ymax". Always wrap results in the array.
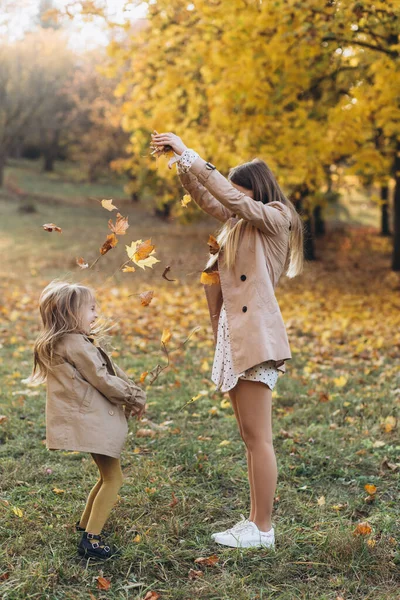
[
  {"xmin": 213, "ymin": 521, "xmax": 275, "ymax": 549},
  {"xmin": 210, "ymin": 514, "xmax": 250, "ymax": 540}
]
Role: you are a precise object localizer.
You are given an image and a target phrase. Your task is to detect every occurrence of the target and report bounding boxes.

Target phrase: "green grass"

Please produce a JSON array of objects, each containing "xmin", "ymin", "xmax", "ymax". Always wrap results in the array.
[{"xmin": 0, "ymin": 179, "xmax": 399, "ymax": 599}]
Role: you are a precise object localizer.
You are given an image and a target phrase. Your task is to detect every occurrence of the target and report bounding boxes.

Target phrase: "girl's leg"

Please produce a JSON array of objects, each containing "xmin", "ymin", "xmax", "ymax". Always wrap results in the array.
[
  {"xmin": 228, "ymin": 388, "xmax": 256, "ymax": 522},
  {"xmin": 85, "ymin": 454, "xmax": 124, "ymax": 536},
  {"xmin": 235, "ymin": 379, "xmax": 277, "ymax": 533},
  {"xmin": 78, "ymin": 454, "xmax": 103, "ymax": 529}
]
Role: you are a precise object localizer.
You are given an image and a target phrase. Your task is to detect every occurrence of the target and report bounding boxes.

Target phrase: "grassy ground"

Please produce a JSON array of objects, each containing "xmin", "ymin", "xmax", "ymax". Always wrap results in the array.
[{"xmin": 0, "ymin": 170, "xmax": 399, "ymax": 599}]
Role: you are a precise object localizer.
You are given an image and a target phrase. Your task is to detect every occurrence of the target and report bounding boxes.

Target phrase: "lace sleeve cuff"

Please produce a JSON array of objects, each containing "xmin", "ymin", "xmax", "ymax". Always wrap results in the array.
[{"xmin": 176, "ymin": 149, "xmax": 200, "ymax": 174}]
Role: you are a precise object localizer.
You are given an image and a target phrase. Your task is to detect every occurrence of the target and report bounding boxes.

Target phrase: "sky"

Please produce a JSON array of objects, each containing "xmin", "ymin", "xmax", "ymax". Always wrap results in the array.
[{"xmin": 0, "ymin": 0, "xmax": 148, "ymax": 49}]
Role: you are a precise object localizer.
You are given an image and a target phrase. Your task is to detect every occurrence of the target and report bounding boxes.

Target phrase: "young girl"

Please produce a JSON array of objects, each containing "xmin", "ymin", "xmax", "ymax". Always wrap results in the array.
[
  {"xmin": 28, "ymin": 281, "xmax": 147, "ymax": 560},
  {"xmin": 151, "ymin": 132, "xmax": 304, "ymax": 549}
]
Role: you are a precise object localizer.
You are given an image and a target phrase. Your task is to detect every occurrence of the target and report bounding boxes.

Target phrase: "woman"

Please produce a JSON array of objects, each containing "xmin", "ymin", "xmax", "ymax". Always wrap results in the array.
[{"xmin": 151, "ymin": 132, "xmax": 304, "ymax": 549}]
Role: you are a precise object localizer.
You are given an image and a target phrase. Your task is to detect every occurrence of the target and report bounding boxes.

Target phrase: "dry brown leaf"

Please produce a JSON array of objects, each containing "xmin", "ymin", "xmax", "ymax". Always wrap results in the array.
[
  {"xmin": 207, "ymin": 234, "xmax": 220, "ymax": 255},
  {"xmin": 42, "ymin": 223, "xmax": 62, "ymax": 233},
  {"xmin": 139, "ymin": 291, "xmax": 154, "ymax": 307},
  {"xmin": 353, "ymin": 522, "xmax": 372, "ymax": 536},
  {"xmin": 188, "ymin": 569, "xmax": 204, "ymax": 579},
  {"xmin": 101, "ymin": 199, "xmax": 118, "ymax": 211},
  {"xmin": 0, "ymin": 415, "xmax": 8, "ymax": 424},
  {"xmin": 142, "ymin": 592, "xmax": 161, "ymax": 600},
  {"xmin": 100, "ymin": 233, "xmax": 118, "ymax": 255},
  {"xmin": 194, "ymin": 554, "xmax": 219, "ymax": 566},
  {"xmin": 108, "ymin": 213, "xmax": 129, "ymax": 235},
  {"xmin": 96, "ymin": 576, "xmax": 111, "ymax": 590},
  {"xmin": 169, "ymin": 492, "xmax": 178, "ymax": 508},
  {"xmin": 200, "ymin": 271, "xmax": 220, "ymax": 285},
  {"xmin": 136, "ymin": 429, "xmax": 156, "ymax": 438},
  {"xmin": 134, "ymin": 239, "xmax": 155, "ymax": 262},
  {"xmin": 76, "ymin": 257, "xmax": 89, "ymax": 269}
]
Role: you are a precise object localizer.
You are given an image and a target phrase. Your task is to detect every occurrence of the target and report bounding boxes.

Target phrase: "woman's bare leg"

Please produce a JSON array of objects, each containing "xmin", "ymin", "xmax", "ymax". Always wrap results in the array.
[
  {"xmin": 228, "ymin": 388, "xmax": 256, "ymax": 522},
  {"xmin": 234, "ymin": 379, "xmax": 277, "ymax": 532}
]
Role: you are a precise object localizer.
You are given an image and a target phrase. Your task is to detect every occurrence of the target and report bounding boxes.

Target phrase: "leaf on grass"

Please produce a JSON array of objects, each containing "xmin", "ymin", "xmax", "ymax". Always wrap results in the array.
[
  {"xmin": 200, "ymin": 271, "xmax": 220, "ymax": 285},
  {"xmin": 382, "ymin": 415, "xmax": 397, "ymax": 433},
  {"xmin": 194, "ymin": 554, "xmax": 219, "ymax": 566},
  {"xmin": 364, "ymin": 484, "xmax": 377, "ymax": 495},
  {"xmin": 169, "ymin": 492, "xmax": 178, "ymax": 508},
  {"xmin": 101, "ymin": 199, "xmax": 118, "ymax": 211},
  {"xmin": 42, "ymin": 223, "xmax": 62, "ymax": 233},
  {"xmin": 12, "ymin": 506, "xmax": 23, "ymax": 518},
  {"xmin": 181, "ymin": 194, "xmax": 192, "ymax": 208},
  {"xmin": 96, "ymin": 576, "xmax": 111, "ymax": 590},
  {"xmin": 207, "ymin": 234, "xmax": 220, "ymax": 255},
  {"xmin": 353, "ymin": 522, "xmax": 372, "ymax": 536},
  {"xmin": 76, "ymin": 257, "xmax": 89, "ymax": 269},
  {"xmin": 188, "ymin": 569, "xmax": 204, "ymax": 579},
  {"xmin": 100, "ymin": 234, "xmax": 118, "ymax": 255},
  {"xmin": 219, "ymin": 440, "xmax": 231, "ymax": 446},
  {"xmin": 53, "ymin": 488, "xmax": 65, "ymax": 494},
  {"xmin": 143, "ymin": 592, "xmax": 161, "ymax": 600},
  {"xmin": 139, "ymin": 291, "xmax": 154, "ymax": 306},
  {"xmin": 333, "ymin": 375, "xmax": 347, "ymax": 387},
  {"xmin": 0, "ymin": 415, "xmax": 8, "ymax": 424},
  {"xmin": 122, "ymin": 266, "xmax": 136, "ymax": 273},
  {"xmin": 317, "ymin": 496, "xmax": 326, "ymax": 506},
  {"xmin": 133, "ymin": 534, "xmax": 141, "ymax": 543},
  {"xmin": 108, "ymin": 213, "xmax": 129, "ymax": 235},
  {"xmin": 161, "ymin": 328, "xmax": 172, "ymax": 345},
  {"xmin": 136, "ymin": 429, "xmax": 156, "ymax": 438}
]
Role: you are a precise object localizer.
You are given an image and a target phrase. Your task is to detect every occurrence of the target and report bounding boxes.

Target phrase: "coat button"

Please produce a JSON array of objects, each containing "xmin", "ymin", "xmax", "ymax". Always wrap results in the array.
[
  {"xmin": 108, "ymin": 410, "xmax": 114, "ymax": 416},
  {"xmin": 242, "ymin": 306, "xmax": 247, "ymax": 313},
  {"xmin": 240, "ymin": 274, "xmax": 246, "ymax": 281}
]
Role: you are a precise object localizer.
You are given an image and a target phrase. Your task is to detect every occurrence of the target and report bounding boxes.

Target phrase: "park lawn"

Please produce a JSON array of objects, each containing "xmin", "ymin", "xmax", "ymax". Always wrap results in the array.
[{"xmin": 0, "ymin": 191, "xmax": 399, "ymax": 600}]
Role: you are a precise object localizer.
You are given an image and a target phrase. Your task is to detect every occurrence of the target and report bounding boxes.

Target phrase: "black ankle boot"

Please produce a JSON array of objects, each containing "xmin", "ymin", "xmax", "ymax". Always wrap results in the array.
[{"xmin": 78, "ymin": 532, "xmax": 120, "ymax": 560}]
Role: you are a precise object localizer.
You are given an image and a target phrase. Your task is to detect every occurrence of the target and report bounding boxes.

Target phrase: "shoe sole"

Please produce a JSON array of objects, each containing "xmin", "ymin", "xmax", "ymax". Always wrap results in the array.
[
  {"xmin": 213, "ymin": 536, "xmax": 275, "ymax": 549},
  {"xmin": 77, "ymin": 548, "xmax": 121, "ymax": 561}
]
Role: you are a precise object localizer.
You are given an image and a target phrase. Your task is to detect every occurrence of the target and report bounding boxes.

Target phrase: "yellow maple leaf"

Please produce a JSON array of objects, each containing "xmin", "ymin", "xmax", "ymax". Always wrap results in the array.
[
  {"xmin": 334, "ymin": 375, "xmax": 347, "ymax": 388},
  {"xmin": 126, "ymin": 240, "xmax": 160, "ymax": 270}
]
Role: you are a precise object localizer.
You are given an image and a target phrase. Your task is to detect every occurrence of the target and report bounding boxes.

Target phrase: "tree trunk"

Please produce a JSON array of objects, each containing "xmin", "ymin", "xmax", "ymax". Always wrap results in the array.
[
  {"xmin": 380, "ymin": 184, "xmax": 391, "ymax": 236},
  {"xmin": 313, "ymin": 204, "xmax": 325, "ymax": 237},
  {"xmin": 392, "ymin": 145, "xmax": 400, "ymax": 271},
  {"xmin": 293, "ymin": 185, "xmax": 316, "ymax": 261}
]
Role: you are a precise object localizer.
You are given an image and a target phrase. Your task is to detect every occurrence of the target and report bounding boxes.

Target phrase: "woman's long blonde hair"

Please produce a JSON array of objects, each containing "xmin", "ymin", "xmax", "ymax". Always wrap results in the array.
[
  {"xmin": 27, "ymin": 280, "xmax": 106, "ymax": 385},
  {"xmin": 205, "ymin": 159, "xmax": 304, "ymax": 278}
]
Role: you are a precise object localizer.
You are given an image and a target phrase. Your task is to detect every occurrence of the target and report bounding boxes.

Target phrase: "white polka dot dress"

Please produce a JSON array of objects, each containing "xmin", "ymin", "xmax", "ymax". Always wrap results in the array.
[{"xmin": 211, "ymin": 302, "xmax": 279, "ymax": 393}]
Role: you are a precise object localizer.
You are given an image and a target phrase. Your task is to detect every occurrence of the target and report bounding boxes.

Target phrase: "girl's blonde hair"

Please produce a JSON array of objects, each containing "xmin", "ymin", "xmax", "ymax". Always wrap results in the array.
[
  {"xmin": 205, "ymin": 159, "xmax": 304, "ymax": 278},
  {"xmin": 28, "ymin": 280, "xmax": 103, "ymax": 385}
]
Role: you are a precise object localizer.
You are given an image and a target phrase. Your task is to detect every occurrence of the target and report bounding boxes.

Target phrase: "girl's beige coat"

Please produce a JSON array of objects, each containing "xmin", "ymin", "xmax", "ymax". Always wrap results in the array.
[
  {"xmin": 180, "ymin": 156, "xmax": 292, "ymax": 375},
  {"xmin": 46, "ymin": 333, "xmax": 146, "ymax": 458}
]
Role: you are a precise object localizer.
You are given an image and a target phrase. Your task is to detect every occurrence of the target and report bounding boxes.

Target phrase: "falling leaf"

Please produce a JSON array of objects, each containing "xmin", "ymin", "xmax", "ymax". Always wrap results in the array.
[
  {"xmin": 140, "ymin": 371, "xmax": 149, "ymax": 383},
  {"xmin": 12, "ymin": 506, "xmax": 23, "ymax": 517},
  {"xmin": 101, "ymin": 199, "xmax": 118, "ymax": 211},
  {"xmin": 194, "ymin": 554, "xmax": 219, "ymax": 566},
  {"xmin": 126, "ymin": 240, "xmax": 160, "ymax": 270},
  {"xmin": 42, "ymin": 223, "xmax": 62, "ymax": 233},
  {"xmin": 162, "ymin": 265, "xmax": 176, "ymax": 282},
  {"xmin": 100, "ymin": 233, "xmax": 118, "ymax": 255},
  {"xmin": 207, "ymin": 234, "xmax": 220, "ymax": 255},
  {"xmin": 364, "ymin": 484, "xmax": 377, "ymax": 495},
  {"xmin": 134, "ymin": 239, "xmax": 155, "ymax": 261},
  {"xmin": 200, "ymin": 271, "xmax": 220, "ymax": 285},
  {"xmin": 122, "ymin": 265, "xmax": 136, "ymax": 273},
  {"xmin": 353, "ymin": 522, "xmax": 372, "ymax": 536},
  {"xmin": 76, "ymin": 257, "xmax": 89, "ymax": 269},
  {"xmin": 139, "ymin": 291, "xmax": 154, "ymax": 306},
  {"xmin": 96, "ymin": 576, "xmax": 111, "ymax": 590},
  {"xmin": 161, "ymin": 328, "xmax": 172, "ymax": 345},
  {"xmin": 108, "ymin": 213, "xmax": 129, "ymax": 235},
  {"xmin": 53, "ymin": 488, "xmax": 65, "ymax": 494},
  {"xmin": 317, "ymin": 496, "xmax": 326, "ymax": 506},
  {"xmin": 188, "ymin": 569, "xmax": 204, "ymax": 579},
  {"xmin": 181, "ymin": 194, "xmax": 192, "ymax": 208}
]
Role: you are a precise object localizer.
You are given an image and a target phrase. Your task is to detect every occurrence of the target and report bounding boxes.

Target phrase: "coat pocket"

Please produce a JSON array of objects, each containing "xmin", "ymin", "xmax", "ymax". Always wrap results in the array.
[
  {"xmin": 253, "ymin": 279, "xmax": 279, "ymax": 314},
  {"xmin": 78, "ymin": 386, "xmax": 93, "ymax": 414}
]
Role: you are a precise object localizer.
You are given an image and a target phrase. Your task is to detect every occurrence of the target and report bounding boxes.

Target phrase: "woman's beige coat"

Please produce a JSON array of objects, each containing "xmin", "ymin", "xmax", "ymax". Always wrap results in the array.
[
  {"xmin": 180, "ymin": 156, "xmax": 292, "ymax": 375},
  {"xmin": 46, "ymin": 333, "xmax": 146, "ymax": 458}
]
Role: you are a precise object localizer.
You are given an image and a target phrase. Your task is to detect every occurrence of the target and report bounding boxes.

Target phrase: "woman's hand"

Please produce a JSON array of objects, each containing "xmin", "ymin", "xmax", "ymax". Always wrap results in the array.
[{"xmin": 151, "ymin": 132, "xmax": 188, "ymax": 156}]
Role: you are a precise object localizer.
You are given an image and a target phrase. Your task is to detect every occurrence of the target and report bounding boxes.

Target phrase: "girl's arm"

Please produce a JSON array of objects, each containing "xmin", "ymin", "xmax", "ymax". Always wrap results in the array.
[
  {"xmin": 179, "ymin": 169, "xmax": 233, "ymax": 223},
  {"xmin": 187, "ymin": 156, "xmax": 291, "ymax": 236},
  {"xmin": 63, "ymin": 335, "xmax": 146, "ymax": 411}
]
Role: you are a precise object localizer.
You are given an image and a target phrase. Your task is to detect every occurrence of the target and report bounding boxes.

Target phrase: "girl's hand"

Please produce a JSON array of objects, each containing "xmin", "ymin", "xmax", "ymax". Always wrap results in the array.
[{"xmin": 151, "ymin": 132, "xmax": 187, "ymax": 156}]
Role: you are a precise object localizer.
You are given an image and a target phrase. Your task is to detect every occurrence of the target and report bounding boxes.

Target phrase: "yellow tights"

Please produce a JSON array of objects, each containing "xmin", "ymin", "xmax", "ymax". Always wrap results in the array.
[{"xmin": 78, "ymin": 453, "xmax": 123, "ymax": 535}]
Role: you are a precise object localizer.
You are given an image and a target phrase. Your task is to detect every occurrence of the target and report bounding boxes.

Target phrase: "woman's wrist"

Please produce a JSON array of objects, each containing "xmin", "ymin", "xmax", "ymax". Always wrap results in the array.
[{"xmin": 176, "ymin": 148, "xmax": 199, "ymax": 173}]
